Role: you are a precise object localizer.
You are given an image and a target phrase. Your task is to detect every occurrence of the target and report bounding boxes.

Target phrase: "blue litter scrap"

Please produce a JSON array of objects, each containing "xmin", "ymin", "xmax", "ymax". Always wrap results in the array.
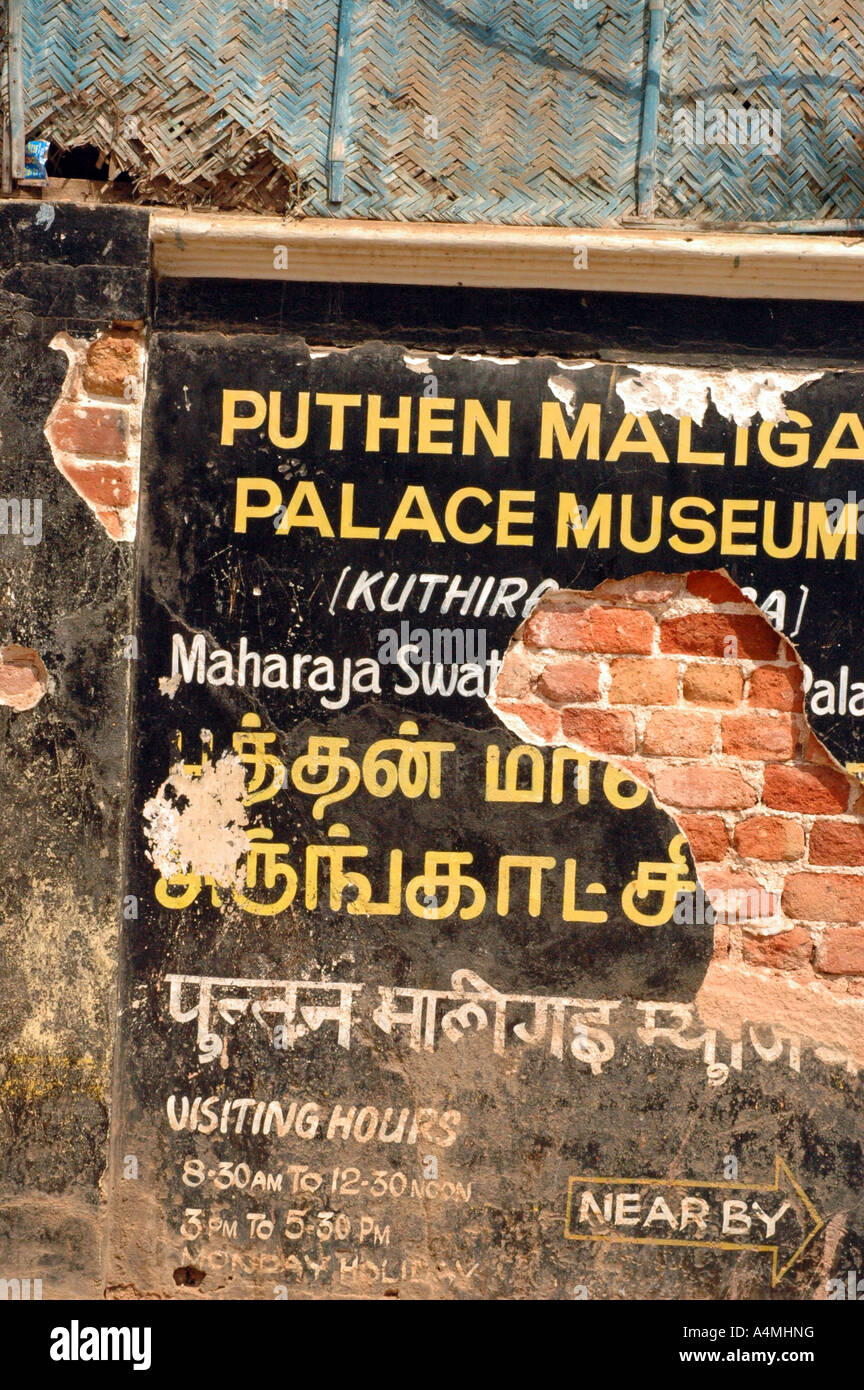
[{"xmin": 21, "ymin": 138, "xmax": 49, "ymax": 183}]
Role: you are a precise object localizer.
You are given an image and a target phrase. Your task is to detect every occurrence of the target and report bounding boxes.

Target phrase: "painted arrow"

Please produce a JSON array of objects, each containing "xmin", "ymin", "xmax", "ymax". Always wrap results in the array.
[{"xmin": 565, "ymin": 1156, "xmax": 823, "ymax": 1286}]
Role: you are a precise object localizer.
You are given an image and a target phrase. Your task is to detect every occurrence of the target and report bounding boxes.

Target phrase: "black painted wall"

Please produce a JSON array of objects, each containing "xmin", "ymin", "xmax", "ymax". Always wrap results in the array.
[{"xmin": 0, "ymin": 202, "xmax": 148, "ymax": 1297}]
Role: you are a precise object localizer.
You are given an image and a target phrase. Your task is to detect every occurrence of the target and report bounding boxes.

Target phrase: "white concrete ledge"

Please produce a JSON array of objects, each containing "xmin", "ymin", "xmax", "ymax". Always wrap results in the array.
[{"xmin": 150, "ymin": 213, "xmax": 864, "ymax": 301}]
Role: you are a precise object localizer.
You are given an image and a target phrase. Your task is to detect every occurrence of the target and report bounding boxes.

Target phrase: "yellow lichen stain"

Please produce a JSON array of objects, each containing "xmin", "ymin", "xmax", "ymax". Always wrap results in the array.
[{"xmin": 0, "ymin": 1053, "xmax": 104, "ymax": 1104}]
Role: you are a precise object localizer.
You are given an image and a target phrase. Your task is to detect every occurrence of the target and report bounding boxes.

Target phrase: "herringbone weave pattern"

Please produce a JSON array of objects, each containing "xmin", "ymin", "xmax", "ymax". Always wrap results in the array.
[
  {"xmin": 328, "ymin": 0, "xmax": 643, "ymax": 222},
  {"xmin": 20, "ymin": 0, "xmax": 334, "ymax": 210},
  {"xmin": 657, "ymin": 0, "xmax": 864, "ymax": 221},
  {"xmin": 15, "ymin": 0, "xmax": 864, "ymax": 221},
  {"xmin": 18, "ymin": 0, "xmax": 643, "ymax": 220}
]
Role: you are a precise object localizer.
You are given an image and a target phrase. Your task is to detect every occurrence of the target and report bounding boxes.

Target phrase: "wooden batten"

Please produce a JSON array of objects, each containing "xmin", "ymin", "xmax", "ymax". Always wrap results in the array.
[{"xmin": 150, "ymin": 212, "xmax": 864, "ymax": 301}]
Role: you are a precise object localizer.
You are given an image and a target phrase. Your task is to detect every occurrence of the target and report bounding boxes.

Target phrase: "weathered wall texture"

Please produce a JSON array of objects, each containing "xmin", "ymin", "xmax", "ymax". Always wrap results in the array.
[
  {"xmin": 3, "ymin": 213, "xmax": 864, "ymax": 1300},
  {"xmin": 0, "ymin": 202, "xmax": 148, "ymax": 1297}
]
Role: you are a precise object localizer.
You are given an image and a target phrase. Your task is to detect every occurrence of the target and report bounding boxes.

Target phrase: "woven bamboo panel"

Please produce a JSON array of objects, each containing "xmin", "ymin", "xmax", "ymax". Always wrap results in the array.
[
  {"xmin": 13, "ymin": 0, "xmax": 864, "ymax": 222},
  {"xmin": 16, "ymin": 0, "xmax": 643, "ymax": 221},
  {"xmin": 19, "ymin": 0, "xmax": 332, "ymax": 211},
  {"xmin": 657, "ymin": 0, "xmax": 864, "ymax": 222},
  {"xmin": 312, "ymin": 0, "xmax": 644, "ymax": 223}
]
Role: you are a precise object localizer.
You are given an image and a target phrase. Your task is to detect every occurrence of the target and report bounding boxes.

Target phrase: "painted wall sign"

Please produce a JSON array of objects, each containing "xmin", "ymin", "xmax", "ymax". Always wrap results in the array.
[{"xmin": 113, "ymin": 340, "xmax": 864, "ymax": 1300}]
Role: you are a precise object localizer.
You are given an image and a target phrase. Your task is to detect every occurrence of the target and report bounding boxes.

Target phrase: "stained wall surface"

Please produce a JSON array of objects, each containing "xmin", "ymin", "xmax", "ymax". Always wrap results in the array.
[
  {"xmin": 2, "ymin": 200, "xmax": 864, "ymax": 1300},
  {"xmin": 0, "ymin": 201, "xmax": 148, "ymax": 1296}
]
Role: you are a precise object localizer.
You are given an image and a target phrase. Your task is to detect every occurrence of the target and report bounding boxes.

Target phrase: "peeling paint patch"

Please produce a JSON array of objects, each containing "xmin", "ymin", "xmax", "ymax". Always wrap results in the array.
[
  {"xmin": 43, "ymin": 328, "xmax": 146, "ymax": 542},
  {"xmin": 460, "ymin": 354, "xmax": 520, "ymax": 365},
  {"xmin": 0, "ymin": 644, "xmax": 48, "ymax": 711},
  {"xmin": 697, "ymin": 962, "xmax": 864, "ymax": 1069},
  {"xmin": 547, "ymin": 374, "xmax": 581, "ymax": 419},
  {"xmin": 616, "ymin": 364, "xmax": 824, "ymax": 427},
  {"xmin": 142, "ymin": 754, "xmax": 248, "ymax": 886},
  {"xmin": 492, "ymin": 568, "xmax": 864, "ymax": 1004},
  {"xmin": 158, "ymin": 673, "xmax": 182, "ymax": 700},
  {"xmin": 403, "ymin": 355, "xmax": 431, "ymax": 373}
]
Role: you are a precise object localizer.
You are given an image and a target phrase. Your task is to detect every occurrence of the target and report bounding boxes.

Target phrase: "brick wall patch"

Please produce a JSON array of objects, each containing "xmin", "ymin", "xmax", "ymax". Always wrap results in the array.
[
  {"xmin": 44, "ymin": 328, "xmax": 146, "ymax": 542},
  {"xmin": 0, "ymin": 644, "xmax": 48, "ymax": 711},
  {"xmin": 492, "ymin": 569, "xmax": 864, "ymax": 1000}
]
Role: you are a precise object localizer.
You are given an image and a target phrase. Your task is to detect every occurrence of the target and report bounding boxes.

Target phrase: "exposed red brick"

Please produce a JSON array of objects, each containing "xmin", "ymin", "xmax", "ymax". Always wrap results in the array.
[
  {"xmin": 809, "ymin": 820, "xmax": 864, "ymax": 866},
  {"xmin": 702, "ymin": 870, "xmax": 779, "ymax": 922},
  {"xmin": 0, "ymin": 644, "xmax": 48, "ymax": 712},
  {"xmin": 96, "ymin": 510, "xmax": 125, "ymax": 541},
  {"xmin": 711, "ymin": 923, "xmax": 731, "ymax": 962},
  {"xmin": 653, "ymin": 766, "xmax": 757, "ymax": 810},
  {"xmin": 508, "ymin": 706, "xmax": 561, "ymax": 750},
  {"xmin": 747, "ymin": 665, "xmax": 803, "ymax": 711},
  {"xmin": 763, "ymin": 765, "xmax": 849, "ymax": 815},
  {"xmin": 743, "ymin": 925, "xmax": 812, "ymax": 971},
  {"xmin": 608, "ymin": 657, "xmax": 677, "ymax": 705},
  {"xmin": 677, "ymin": 814, "xmax": 730, "ymax": 861},
  {"xmin": 522, "ymin": 609, "xmax": 580, "ymax": 649},
  {"xmin": 535, "ymin": 658, "xmax": 599, "ymax": 703},
  {"xmin": 721, "ymin": 712, "xmax": 797, "ymax": 761},
  {"xmin": 686, "ymin": 570, "xmax": 744, "ymax": 604},
  {"xmin": 497, "ymin": 700, "xmax": 558, "ymax": 745},
  {"xmin": 592, "ymin": 574, "xmax": 684, "ymax": 604},
  {"xmin": 783, "ymin": 873, "xmax": 864, "ymax": 922},
  {"xmin": 804, "ymin": 732, "xmax": 835, "ymax": 766},
  {"xmin": 682, "ymin": 663, "xmax": 743, "ymax": 706},
  {"xmin": 659, "ymin": 613, "xmax": 780, "ymax": 660},
  {"xmin": 497, "ymin": 568, "xmax": 864, "ymax": 987},
  {"xmin": 497, "ymin": 700, "xmax": 560, "ymax": 742},
  {"xmin": 643, "ymin": 710, "xmax": 714, "ymax": 757},
  {"xmin": 561, "ymin": 707, "xmax": 636, "ymax": 754},
  {"xmin": 82, "ymin": 330, "xmax": 141, "ymax": 398},
  {"xmin": 816, "ymin": 928, "xmax": 864, "ymax": 976},
  {"xmin": 494, "ymin": 647, "xmax": 534, "ymax": 698},
  {"xmin": 582, "ymin": 608, "xmax": 656, "ymax": 654},
  {"xmin": 60, "ymin": 461, "xmax": 135, "ymax": 510},
  {"xmin": 50, "ymin": 404, "xmax": 129, "ymax": 460},
  {"xmin": 523, "ymin": 606, "xmax": 655, "ymax": 654},
  {"xmin": 733, "ymin": 815, "xmax": 804, "ymax": 862}
]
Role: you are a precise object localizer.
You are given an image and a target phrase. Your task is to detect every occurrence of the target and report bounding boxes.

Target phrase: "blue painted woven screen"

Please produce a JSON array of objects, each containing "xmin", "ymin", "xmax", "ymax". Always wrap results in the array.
[
  {"xmin": 657, "ymin": 0, "xmax": 864, "ymax": 222},
  {"xmin": 329, "ymin": 0, "xmax": 644, "ymax": 222},
  {"xmin": 15, "ymin": 0, "xmax": 864, "ymax": 223}
]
